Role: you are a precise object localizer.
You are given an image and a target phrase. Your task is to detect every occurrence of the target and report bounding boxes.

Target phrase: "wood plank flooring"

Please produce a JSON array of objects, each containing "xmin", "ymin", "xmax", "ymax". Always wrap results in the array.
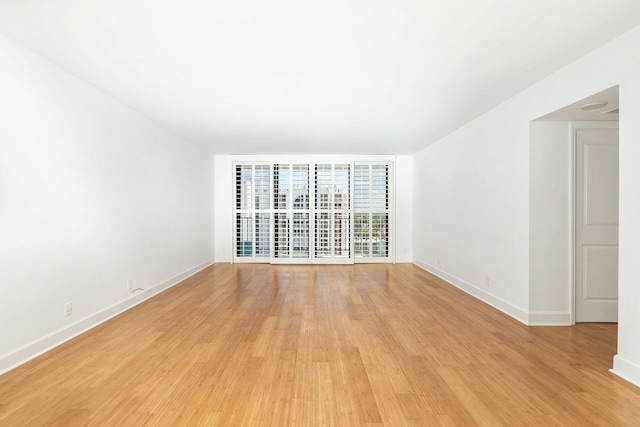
[{"xmin": 1, "ymin": 263, "xmax": 640, "ymax": 426}]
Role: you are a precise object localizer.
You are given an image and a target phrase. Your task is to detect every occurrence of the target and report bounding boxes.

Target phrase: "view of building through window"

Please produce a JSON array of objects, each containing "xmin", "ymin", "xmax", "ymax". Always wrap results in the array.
[{"xmin": 234, "ymin": 161, "xmax": 391, "ymax": 264}]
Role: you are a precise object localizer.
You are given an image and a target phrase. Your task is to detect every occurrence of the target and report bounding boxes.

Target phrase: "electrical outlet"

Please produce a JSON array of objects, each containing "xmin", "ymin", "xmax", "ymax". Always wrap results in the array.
[
  {"xmin": 65, "ymin": 302, "xmax": 72, "ymax": 317},
  {"xmin": 485, "ymin": 276, "xmax": 490, "ymax": 288},
  {"xmin": 437, "ymin": 258, "xmax": 441, "ymax": 266},
  {"xmin": 127, "ymin": 279, "xmax": 133, "ymax": 292}
]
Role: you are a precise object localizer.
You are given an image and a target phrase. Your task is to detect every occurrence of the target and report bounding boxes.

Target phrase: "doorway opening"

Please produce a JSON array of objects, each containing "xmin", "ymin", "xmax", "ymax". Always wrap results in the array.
[{"xmin": 530, "ymin": 85, "xmax": 619, "ymax": 325}]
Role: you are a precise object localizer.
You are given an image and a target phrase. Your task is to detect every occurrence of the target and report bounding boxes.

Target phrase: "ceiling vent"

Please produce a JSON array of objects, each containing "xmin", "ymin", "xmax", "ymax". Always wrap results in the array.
[{"xmin": 601, "ymin": 108, "xmax": 620, "ymax": 115}]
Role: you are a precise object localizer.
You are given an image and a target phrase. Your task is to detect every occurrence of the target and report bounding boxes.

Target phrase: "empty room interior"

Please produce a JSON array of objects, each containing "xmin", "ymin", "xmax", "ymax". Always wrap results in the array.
[{"xmin": 3, "ymin": 1, "xmax": 640, "ymax": 425}]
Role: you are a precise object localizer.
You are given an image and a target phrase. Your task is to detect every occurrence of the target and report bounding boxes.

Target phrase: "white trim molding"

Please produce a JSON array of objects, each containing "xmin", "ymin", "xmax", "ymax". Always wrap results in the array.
[
  {"xmin": 527, "ymin": 311, "xmax": 572, "ymax": 326},
  {"xmin": 413, "ymin": 260, "xmax": 529, "ymax": 325},
  {"xmin": 0, "ymin": 259, "xmax": 214, "ymax": 376},
  {"xmin": 611, "ymin": 355, "xmax": 640, "ymax": 388}
]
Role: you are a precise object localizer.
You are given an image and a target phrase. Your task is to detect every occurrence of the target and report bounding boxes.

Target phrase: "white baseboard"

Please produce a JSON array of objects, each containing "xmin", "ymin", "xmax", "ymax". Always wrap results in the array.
[
  {"xmin": 611, "ymin": 355, "xmax": 640, "ymax": 388},
  {"xmin": 527, "ymin": 311, "xmax": 572, "ymax": 326},
  {"xmin": 0, "ymin": 259, "xmax": 214, "ymax": 376},
  {"xmin": 413, "ymin": 259, "xmax": 528, "ymax": 325}
]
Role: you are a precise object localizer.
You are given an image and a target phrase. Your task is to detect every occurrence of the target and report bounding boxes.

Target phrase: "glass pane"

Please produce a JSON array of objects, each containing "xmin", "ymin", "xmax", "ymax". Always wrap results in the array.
[
  {"xmin": 236, "ymin": 213, "xmax": 253, "ymax": 257},
  {"xmin": 254, "ymin": 165, "xmax": 270, "ymax": 210},
  {"xmin": 334, "ymin": 212, "xmax": 350, "ymax": 258},
  {"xmin": 236, "ymin": 165, "xmax": 253, "ymax": 210},
  {"xmin": 274, "ymin": 213, "xmax": 290, "ymax": 258},
  {"xmin": 354, "ymin": 165, "xmax": 369, "ymax": 210},
  {"xmin": 334, "ymin": 164, "xmax": 350, "ymax": 210},
  {"xmin": 255, "ymin": 213, "xmax": 270, "ymax": 257},
  {"xmin": 274, "ymin": 164, "xmax": 290, "ymax": 210},
  {"xmin": 315, "ymin": 212, "xmax": 331, "ymax": 257},
  {"xmin": 293, "ymin": 212, "xmax": 309, "ymax": 258},
  {"xmin": 371, "ymin": 213, "xmax": 389, "ymax": 257},
  {"xmin": 354, "ymin": 213, "xmax": 369, "ymax": 257},
  {"xmin": 371, "ymin": 165, "xmax": 388, "ymax": 210},
  {"xmin": 315, "ymin": 164, "xmax": 331, "ymax": 210},
  {"xmin": 292, "ymin": 164, "xmax": 309, "ymax": 210}
]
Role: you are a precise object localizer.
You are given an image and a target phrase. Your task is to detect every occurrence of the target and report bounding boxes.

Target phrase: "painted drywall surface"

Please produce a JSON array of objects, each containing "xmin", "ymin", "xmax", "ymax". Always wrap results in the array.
[
  {"xmin": 413, "ymin": 100, "xmax": 530, "ymax": 314},
  {"xmin": 528, "ymin": 121, "xmax": 571, "ymax": 323},
  {"xmin": 0, "ymin": 34, "xmax": 214, "ymax": 365},
  {"xmin": 213, "ymin": 155, "xmax": 410, "ymax": 263},
  {"xmin": 395, "ymin": 155, "xmax": 413, "ymax": 262},
  {"xmin": 210, "ymin": 156, "xmax": 216, "ymax": 263},
  {"xmin": 214, "ymin": 156, "xmax": 232, "ymax": 263},
  {"xmin": 413, "ymin": 25, "xmax": 640, "ymax": 383},
  {"xmin": 616, "ymin": 76, "xmax": 640, "ymax": 381}
]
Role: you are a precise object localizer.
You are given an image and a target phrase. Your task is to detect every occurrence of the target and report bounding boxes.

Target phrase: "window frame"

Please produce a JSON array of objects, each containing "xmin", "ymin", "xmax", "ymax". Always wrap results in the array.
[{"xmin": 231, "ymin": 156, "xmax": 394, "ymax": 265}]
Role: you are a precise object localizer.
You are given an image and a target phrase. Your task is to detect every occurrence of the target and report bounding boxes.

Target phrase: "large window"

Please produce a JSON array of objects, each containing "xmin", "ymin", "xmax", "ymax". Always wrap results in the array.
[
  {"xmin": 354, "ymin": 163, "xmax": 389, "ymax": 260},
  {"xmin": 235, "ymin": 164, "xmax": 270, "ymax": 259},
  {"xmin": 314, "ymin": 163, "xmax": 351, "ymax": 263},
  {"xmin": 233, "ymin": 159, "xmax": 392, "ymax": 264},
  {"xmin": 273, "ymin": 163, "xmax": 311, "ymax": 262}
]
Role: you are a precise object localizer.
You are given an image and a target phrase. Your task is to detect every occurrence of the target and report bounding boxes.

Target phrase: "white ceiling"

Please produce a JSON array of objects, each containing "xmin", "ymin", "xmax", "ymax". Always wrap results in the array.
[
  {"xmin": 1, "ymin": 1, "xmax": 639, "ymax": 154},
  {"xmin": 535, "ymin": 86, "xmax": 619, "ymax": 122}
]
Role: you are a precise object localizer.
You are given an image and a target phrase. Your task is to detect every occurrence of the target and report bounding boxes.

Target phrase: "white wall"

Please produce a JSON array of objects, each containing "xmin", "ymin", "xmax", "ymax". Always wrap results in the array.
[
  {"xmin": 395, "ymin": 155, "xmax": 413, "ymax": 262},
  {"xmin": 412, "ymin": 99, "xmax": 530, "ymax": 322},
  {"xmin": 412, "ymin": 24, "xmax": 640, "ymax": 386},
  {"xmin": 615, "ymin": 74, "xmax": 640, "ymax": 386},
  {"xmin": 0, "ymin": 35, "xmax": 214, "ymax": 374},
  {"xmin": 529, "ymin": 121, "xmax": 572, "ymax": 325},
  {"xmin": 213, "ymin": 155, "xmax": 412, "ymax": 263},
  {"xmin": 214, "ymin": 155, "xmax": 233, "ymax": 262}
]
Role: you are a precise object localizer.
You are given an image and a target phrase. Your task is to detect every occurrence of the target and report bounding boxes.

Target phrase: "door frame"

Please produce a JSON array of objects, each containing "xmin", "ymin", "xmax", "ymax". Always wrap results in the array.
[{"xmin": 570, "ymin": 121, "xmax": 619, "ymax": 324}]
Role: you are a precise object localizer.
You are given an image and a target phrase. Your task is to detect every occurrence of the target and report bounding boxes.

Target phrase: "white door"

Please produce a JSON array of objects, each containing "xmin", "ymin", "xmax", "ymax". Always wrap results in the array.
[{"xmin": 575, "ymin": 127, "xmax": 619, "ymax": 322}]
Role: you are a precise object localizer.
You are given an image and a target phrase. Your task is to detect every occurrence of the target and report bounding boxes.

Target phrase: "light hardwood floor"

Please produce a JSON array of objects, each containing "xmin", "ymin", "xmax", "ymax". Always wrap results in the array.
[{"xmin": 1, "ymin": 263, "xmax": 640, "ymax": 426}]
